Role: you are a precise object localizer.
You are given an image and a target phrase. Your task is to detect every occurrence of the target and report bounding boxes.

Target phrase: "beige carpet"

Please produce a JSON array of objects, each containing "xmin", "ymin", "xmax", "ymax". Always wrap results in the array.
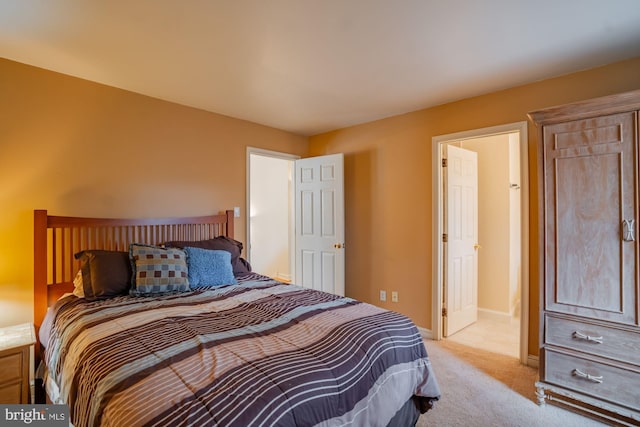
[{"xmin": 417, "ymin": 339, "xmax": 610, "ymax": 427}]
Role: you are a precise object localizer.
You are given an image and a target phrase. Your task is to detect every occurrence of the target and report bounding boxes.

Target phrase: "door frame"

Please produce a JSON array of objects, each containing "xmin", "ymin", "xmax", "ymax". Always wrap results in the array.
[
  {"xmin": 246, "ymin": 147, "xmax": 300, "ymax": 277},
  {"xmin": 431, "ymin": 121, "xmax": 530, "ymax": 365}
]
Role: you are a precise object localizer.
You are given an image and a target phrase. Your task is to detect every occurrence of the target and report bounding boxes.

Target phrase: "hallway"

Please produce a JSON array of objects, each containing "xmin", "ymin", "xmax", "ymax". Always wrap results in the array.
[{"xmin": 445, "ymin": 312, "xmax": 520, "ymax": 358}]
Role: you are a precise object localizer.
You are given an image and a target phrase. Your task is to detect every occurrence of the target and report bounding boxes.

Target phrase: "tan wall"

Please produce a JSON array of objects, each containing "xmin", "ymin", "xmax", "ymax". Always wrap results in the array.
[
  {"xmin": 0, "ymin": 58, "xmax": 307, "ymax": 328},
  {"xmin": 308, "ymin": 56, "xmax": 640, "ymax": 356}
]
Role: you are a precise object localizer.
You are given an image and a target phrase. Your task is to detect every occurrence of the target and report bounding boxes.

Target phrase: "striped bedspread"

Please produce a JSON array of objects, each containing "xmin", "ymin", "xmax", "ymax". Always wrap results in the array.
[{"xmin": 44, "ymin": 275, "xmax": 440, "ymax": 427}]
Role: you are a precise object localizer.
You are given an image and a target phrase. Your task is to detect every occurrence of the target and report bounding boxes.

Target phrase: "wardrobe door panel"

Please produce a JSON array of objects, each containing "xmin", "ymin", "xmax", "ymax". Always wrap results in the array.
[{"xmin": 543, "ymin": 112, "xmax": 638, "ymax": 325}]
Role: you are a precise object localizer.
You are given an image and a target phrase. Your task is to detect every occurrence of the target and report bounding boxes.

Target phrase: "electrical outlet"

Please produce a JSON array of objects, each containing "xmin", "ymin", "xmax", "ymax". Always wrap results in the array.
[
  {"xmin": 233, "ymin": 207, "xmax": 241, "ymax": 218},
  {"xmin": 391, "ymin": 291, "xmax": 398, "ymax": 303},
  {"xmin": 379, "ymin": 290, "xmax": 387, "ymax": 302}
]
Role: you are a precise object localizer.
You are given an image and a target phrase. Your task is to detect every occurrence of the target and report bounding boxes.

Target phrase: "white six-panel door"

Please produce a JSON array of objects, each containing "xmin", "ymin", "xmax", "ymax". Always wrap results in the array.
[
  {"xmin": 294, "ymin": 153, "xmax": 345, "ymax": 296},
  {"xmin": 444, "ymin": 145, "xmax": 478, "ymax": 336}
]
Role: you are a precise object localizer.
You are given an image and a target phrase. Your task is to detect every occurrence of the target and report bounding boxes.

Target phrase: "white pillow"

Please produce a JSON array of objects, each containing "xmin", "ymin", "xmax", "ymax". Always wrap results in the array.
[{"xmin": 73, "ymin": 270, "xmax": 84, "ymax": 298}]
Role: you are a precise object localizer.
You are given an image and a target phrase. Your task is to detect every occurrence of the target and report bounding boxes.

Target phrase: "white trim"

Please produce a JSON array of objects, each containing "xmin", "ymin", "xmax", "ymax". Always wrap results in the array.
[
  {"xmin": 275, "ymin": 272, "xmax": 292, "ymax": 282},
  {"xmin": 246, "ymin": 147, "xmax": 300, "ymax": 275},
  {"xmin": 418, "ymin": 327, "xmax": 433, "ymax": 340},
  {"xmin": 431, "ymin": 121, "xmax": 530, "ymax": 366}
]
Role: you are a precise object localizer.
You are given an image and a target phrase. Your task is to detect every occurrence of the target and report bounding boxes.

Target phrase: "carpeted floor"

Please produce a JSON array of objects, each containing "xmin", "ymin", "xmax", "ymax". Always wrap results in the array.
[{"xmin": 417, "ymin": 339, "xmax": 610, "ymax": 427}]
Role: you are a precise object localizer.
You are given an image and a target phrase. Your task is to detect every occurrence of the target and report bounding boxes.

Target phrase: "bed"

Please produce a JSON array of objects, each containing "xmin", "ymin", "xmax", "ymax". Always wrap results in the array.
[{"xmin": 33, "ymin": 209, "xmax": 440, "ymax": 427}]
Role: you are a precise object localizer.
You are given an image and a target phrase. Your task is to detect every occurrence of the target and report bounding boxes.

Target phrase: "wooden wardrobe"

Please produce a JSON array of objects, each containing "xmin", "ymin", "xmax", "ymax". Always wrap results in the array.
[{"xmin": 530, "ymin": 89, "xmax": 640, "ymax": 425}]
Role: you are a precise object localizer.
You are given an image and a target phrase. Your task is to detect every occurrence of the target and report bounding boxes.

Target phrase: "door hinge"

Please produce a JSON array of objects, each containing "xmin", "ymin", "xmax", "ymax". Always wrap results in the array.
[
  {"xmin": 442, "ymin": 158, "xmax": 448, "ymax": 167},
  {"xmin": 442, "ymin": 307, "xmax": 448, "ymax": 317},
  {"xmin": 442, "ymin": 233, "xmax": 448, "ymax": 243}
]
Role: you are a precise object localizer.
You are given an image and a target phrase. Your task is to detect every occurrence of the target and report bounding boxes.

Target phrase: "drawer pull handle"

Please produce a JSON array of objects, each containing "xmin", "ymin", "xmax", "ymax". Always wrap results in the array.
[
  {"xmin": 573, "ymin": 331, "xmax": 603, "ymax": 344},
  {"xmin": 622, "ymin": 219, "xmax": 635, "ymax": 242},
  {"xmin": 573, "ymin": 368, "xmax": 603, "ymax": 384}
]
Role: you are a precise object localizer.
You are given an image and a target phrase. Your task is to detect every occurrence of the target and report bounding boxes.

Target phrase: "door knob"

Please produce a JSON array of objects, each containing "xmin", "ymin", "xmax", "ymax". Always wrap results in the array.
[
  {"xmin": 474, "ymin": 244, "xmax": 481, "ymax": 250},
  {"xmin": 334, "ymin": 243, "xmax": 345, "ymax": 249}
]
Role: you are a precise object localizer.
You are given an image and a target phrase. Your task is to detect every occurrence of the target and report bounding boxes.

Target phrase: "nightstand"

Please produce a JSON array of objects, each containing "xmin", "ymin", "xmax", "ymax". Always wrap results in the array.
[{"xmin": 0, "ymin": 323, "xmax": 36, "ymax": 403}]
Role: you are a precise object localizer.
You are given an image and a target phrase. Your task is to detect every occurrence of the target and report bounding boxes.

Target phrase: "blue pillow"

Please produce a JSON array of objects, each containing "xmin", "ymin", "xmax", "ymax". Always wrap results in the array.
[{"xmin": 184, "ymin": 247, "xmax": 237, "ymax": 287}]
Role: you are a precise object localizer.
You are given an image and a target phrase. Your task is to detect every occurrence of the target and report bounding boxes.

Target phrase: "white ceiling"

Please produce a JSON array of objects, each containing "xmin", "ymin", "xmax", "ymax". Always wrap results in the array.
[{"xmin": 1, "ymin": 1, "xmax": 640, "ymax": 136}]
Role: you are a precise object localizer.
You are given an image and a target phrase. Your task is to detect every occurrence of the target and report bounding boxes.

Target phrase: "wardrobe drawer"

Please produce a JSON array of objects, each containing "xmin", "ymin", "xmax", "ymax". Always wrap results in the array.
[
  {"xmin": 543, "ymin": 349, "xmax": 640, "ymax": 410},
  {"xmin": 545, "ymin": 315, "xmax": 640, "ymax": 365}
]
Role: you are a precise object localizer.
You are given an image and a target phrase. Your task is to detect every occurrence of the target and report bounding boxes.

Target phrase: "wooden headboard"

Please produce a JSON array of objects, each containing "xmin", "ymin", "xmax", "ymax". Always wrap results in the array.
[{"xmin": 33, "ymin": 209, "xmax": 235, "ymax": 334}]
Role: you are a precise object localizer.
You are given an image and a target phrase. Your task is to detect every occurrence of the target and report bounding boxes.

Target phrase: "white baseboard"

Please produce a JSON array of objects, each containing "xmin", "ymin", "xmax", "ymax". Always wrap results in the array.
[
  {"xmin": 527, "ymin": 355, "xmax": 539, "ymax": 368},
  {"xmin": 274, "ymin": 272, "xmax": 292, "ymax": 283},
  {"xmin": 418, "ymin": 327, "xmax": 433, "ymax": 340},
  {"xmin": 478, "ymin": 308, "xmax": 513, "ymax": 323}
]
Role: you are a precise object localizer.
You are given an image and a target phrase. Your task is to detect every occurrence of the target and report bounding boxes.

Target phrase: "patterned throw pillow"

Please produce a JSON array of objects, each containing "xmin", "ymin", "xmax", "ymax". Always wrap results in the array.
[
  {"xmin": 129, "ymin": 244, "xmax": 190, "ymax": 295},
  {"xmin": 184, "ymin": 247, "xmax": 237, "ymax": 287}
]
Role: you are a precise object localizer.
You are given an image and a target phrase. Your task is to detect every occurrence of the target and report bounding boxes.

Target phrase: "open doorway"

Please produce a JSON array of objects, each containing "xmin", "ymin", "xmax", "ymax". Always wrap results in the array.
[
  {"xmin": 248, "ymin": 149, "xmax": 346, "ymax": 294},
  {"xmin": 432, "ymin": 122, "xmax": 531, "ymax": 365},
  {"xmin": 246, "ymin": 148, "xmax": 298, "ymax": 281}
]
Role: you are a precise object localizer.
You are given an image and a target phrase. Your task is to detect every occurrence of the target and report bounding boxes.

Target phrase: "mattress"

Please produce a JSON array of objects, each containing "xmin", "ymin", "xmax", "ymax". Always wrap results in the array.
[{"xmin": 42, "ymin": 274, "xmax": 440, "ymax": 426}]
